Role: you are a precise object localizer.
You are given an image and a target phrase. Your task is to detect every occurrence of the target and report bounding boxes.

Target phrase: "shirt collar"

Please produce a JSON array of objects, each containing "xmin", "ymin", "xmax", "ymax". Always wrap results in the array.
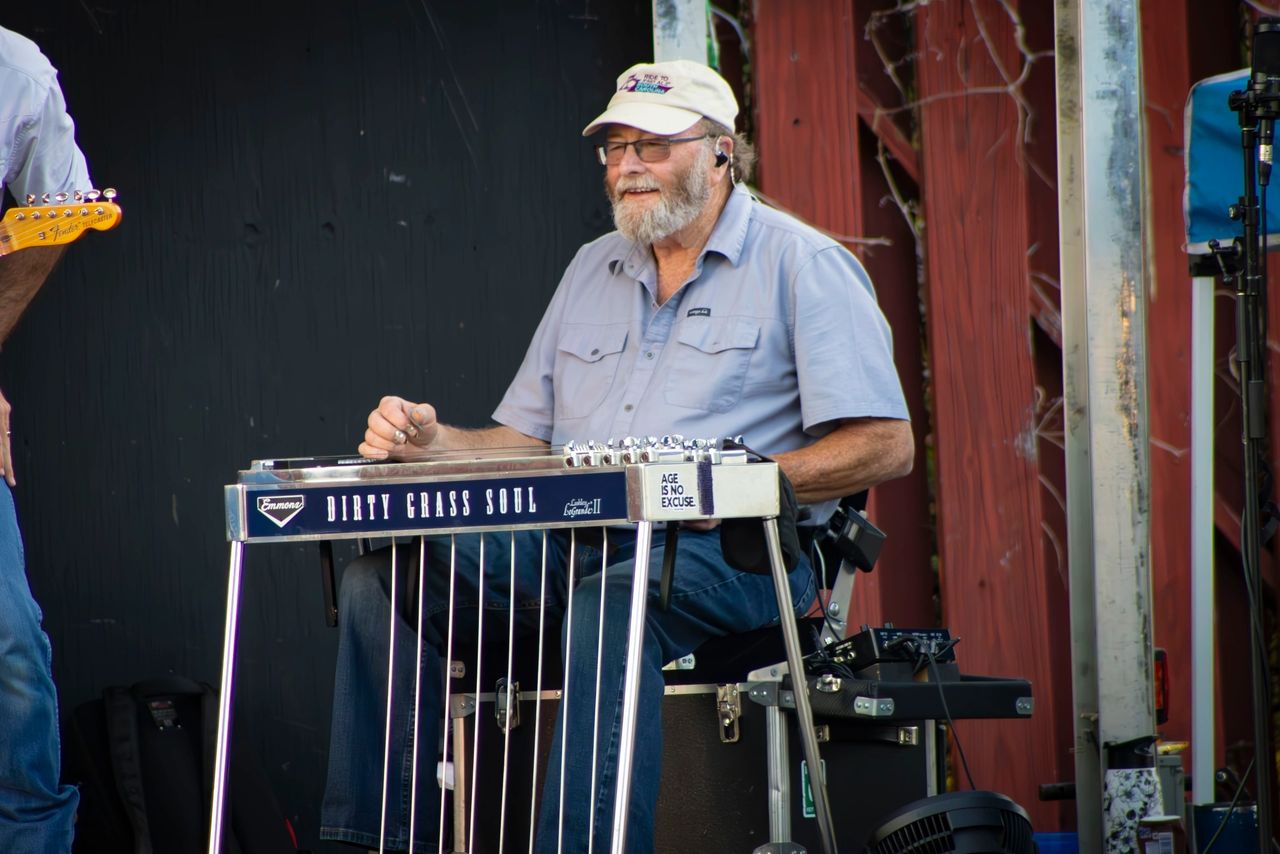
[
  {"xmin": 702, "ymin": 182, "xmax": 753, "ymax": 267},
  {"xmin": 605, "ymin": 183, "xmax": 755, "ymax": 277}
]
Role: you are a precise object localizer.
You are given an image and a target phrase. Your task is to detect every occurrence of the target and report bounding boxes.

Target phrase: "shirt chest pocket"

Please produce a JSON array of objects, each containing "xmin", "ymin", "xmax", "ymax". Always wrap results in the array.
[
  {"xmin": 665, "ymin": 317, "xmax": 760, "ymax": 413},
  {"xmin": 553, "ymin": 323, "xmax": 629, "ymax": 421}
]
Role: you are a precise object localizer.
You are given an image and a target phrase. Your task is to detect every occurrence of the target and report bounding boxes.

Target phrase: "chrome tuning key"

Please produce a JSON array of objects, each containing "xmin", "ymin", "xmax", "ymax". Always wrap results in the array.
[
  {"xmin": 601, "ymin": 440, "xmax": 621, "ymax": 467},
  {"xmin": 619, "ymin": 436, "xmax": 641, "ymax": 465},
  {"xmin": 562, "ymin": 441, "xmax": 581, "ymax": 467}
]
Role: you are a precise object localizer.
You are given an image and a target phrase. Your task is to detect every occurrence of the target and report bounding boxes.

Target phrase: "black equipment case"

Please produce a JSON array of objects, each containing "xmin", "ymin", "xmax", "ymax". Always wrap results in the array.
[{"xmin": 451, "ymin": 630, "xmax": 1033, "ymax": 853}]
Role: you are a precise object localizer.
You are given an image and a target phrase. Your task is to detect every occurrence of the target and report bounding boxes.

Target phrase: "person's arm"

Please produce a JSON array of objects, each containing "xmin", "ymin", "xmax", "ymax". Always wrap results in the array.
[
  {"xmin": 359, "ymin": 395, "xmax": 548, "ymax": 461},
  {"xmin": 0, "ymin": 244, "xmax": 67, "ymax": 342},
  {"xmin": 773, "ymin": 417, "xmax": 913, "ymax": 505},
  {"xmin": 0, "ymin": 34, "xmax": 95, "ymax": 486},
  {"xmin": 0, "ymin": 244, "xmax": 67, "ymax": 486}
]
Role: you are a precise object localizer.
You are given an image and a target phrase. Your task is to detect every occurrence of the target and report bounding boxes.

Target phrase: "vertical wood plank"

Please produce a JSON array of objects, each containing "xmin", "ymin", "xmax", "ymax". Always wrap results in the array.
[{"xmin": 916, "ymin": 0, "xmax": 1067, "ymax": 828}]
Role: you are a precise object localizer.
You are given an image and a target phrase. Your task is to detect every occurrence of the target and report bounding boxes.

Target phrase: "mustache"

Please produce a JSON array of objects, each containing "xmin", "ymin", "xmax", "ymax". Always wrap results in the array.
[{"xmin": 611, "ymin": 177, "xmax": 662, "ymax": 196}]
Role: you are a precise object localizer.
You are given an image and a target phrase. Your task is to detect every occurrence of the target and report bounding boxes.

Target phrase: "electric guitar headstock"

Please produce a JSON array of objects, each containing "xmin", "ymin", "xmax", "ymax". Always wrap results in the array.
[{"xmin": 0, "ymin": 188, "xmax": 122, "ymax": 254}]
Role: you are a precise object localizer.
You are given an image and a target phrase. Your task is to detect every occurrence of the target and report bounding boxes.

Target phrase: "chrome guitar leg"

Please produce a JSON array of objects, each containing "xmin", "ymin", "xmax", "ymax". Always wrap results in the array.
[{"xmin": 208, "ymin": 541, "xmax": 245, "ymax": 854}]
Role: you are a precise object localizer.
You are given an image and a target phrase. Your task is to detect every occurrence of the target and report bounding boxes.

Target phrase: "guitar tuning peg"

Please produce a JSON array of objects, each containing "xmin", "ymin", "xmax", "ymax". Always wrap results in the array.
[
  {"xmin": 85, "ymin": 189, "xmax": 100, "ymax": 202},
  {"xmin": 40, "ymin": 193, "xmax": 50, "ymax": 204},
  {"xmin": 73, "ymin": 190, "xmax": 83, "ymax": 201},
  {"xmin": 24, "ymin": 194, "xmax": 34, "ymax": 205},
  {"xmin": 102, "ymin": 188, "xmax": 117, "ymax": 201},
  {"xmin": 54, "ymin": 192, "xmax": 68, "ymax": 203}
]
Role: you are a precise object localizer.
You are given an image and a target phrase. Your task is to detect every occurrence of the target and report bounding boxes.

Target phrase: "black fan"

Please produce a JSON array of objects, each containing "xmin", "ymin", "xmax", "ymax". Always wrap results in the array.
[{"xmin": 867, "ymin": 791, "xmax": 1036, "ymax": 854}]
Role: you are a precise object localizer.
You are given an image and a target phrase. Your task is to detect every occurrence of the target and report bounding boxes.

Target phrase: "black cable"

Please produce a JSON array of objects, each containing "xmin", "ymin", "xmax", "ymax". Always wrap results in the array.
[
  {"xmin": 880, "ymin": 633, "xmax": 976, "ymax": 791},
  {"xmin": 1201, "ymin": 757, "xmax": 1254, "ymax": 854},
  {"xmin": 926, "ymin": 646, "xmax": 976, "ymax": 791}
]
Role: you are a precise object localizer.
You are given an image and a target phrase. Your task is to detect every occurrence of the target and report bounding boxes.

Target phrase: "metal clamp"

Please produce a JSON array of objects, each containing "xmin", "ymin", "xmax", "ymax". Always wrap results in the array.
[
  {"xmin": 450, "ymin": 694, "xmax": 476, "ymax": 719},
  {"xmin": 746, "ymin": 681, "xmax": 798, "ymax": 711},
  {"xmin": 852, "ymin": 695, "xmax": 895, "ymax": 718}
]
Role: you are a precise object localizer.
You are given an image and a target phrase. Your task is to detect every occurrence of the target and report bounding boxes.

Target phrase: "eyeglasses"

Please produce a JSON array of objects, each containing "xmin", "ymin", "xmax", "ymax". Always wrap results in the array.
[{"xmin": 595, "ymin": 134, "xmax": 713, "ymax": 165}]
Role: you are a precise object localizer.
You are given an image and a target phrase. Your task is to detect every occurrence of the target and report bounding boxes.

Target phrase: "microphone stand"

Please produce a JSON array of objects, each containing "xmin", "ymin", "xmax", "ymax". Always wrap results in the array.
[{"xmin": 1218, "ymin": 76, "xmax": 1278, "ymax": 854}]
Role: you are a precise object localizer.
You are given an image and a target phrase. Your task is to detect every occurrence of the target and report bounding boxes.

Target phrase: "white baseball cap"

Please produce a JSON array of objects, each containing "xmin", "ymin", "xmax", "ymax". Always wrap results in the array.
[{"xmin": 582, "ymin": 60, "xmax": 739, "ymax": 137}]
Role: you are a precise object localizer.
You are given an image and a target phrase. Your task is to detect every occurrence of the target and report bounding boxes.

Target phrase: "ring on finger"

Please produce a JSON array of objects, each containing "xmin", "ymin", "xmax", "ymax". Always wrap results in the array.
[{"xmin": 393, "ymin": 429, "xmax": 407, "ymax": 445}]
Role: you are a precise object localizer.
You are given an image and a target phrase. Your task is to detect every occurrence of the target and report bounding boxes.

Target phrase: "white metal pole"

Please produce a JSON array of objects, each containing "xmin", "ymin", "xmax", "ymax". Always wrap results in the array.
[
  {"xmin": 1054, "ymin": 0, "xmax": 1103, "ymax": 846},
  {"xmin": 652, "ymin": 0, "xmax": 708, "ymax": 63},
  {"xmin": 1191, "ymin": 276, "xmax": 1216, "ymax": 804},
  {"xmin": 1058, "ymin": 0, "xmax": 1160, "ymax": 846}
]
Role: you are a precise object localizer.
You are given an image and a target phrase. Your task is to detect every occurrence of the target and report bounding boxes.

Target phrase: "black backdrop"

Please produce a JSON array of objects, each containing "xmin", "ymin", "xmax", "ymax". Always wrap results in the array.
[{"xmin": 0, "ymin": 2, "xmax": 650, "ymax": 849}]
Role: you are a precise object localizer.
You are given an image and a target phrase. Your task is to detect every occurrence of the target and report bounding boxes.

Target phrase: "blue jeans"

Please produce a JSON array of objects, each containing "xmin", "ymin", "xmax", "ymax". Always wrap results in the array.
[
  {"xmin": 320, "ymin": 526, "xmax": 815, "ymax": 853},
  {"xmin": 0, "ymin": 483, "xmax": 78, "ymax": 854}
]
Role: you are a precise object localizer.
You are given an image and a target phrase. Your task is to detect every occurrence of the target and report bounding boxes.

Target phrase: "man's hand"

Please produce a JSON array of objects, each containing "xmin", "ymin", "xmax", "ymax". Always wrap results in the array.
[
  {"xmin": 0, "ymin": 387, "xmax": 14, "ymax": 487},
  {"xmin": 360, "ymin": 396, "xmax": 438, "ymax": 461}
]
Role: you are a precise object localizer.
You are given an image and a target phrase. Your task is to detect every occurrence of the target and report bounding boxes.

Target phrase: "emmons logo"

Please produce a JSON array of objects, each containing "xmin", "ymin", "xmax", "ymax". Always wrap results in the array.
[{"xmin": 257, "ymin": 495, "xmax": 306, "ymax": 528}]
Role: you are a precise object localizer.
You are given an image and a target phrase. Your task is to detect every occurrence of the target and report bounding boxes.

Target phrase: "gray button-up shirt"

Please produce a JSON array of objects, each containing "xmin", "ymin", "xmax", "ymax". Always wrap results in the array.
[{"xmin": 494, "ymin": 184, "xmax": 908, "ymax": 517}]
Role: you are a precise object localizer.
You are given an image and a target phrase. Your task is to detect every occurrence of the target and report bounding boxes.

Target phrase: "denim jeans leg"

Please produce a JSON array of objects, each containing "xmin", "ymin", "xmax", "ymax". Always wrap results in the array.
[
  {"xmin": 322, "ymin": 531, "xmax": 556, "ymax": 853},
  {"xmin": 321, "ymin": 545, "xmax": 445, "ymax": 853},
  {"xmin": 0, "ymin": 483, "xmax": 78, "ymax": 854},
  {"xmin": 534, "ymin": 529, "xmax": 817, "ymax": 854}
]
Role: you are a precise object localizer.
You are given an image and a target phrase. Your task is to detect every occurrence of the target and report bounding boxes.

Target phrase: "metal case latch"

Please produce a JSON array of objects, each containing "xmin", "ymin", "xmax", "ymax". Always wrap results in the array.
[
  {"xmin": 717, "ymin": 684, "xmax": 742, "ymax": 743},
  {"xmin": 495, "ymin": 678, "xmax": 520, "ymax": 732}
]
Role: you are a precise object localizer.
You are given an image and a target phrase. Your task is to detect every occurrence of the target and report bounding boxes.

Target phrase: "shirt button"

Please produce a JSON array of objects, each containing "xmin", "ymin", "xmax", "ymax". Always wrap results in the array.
[
  {"xmin": 645, "ymin": 351, "xmax": 654, "ymax": 360},
  {"xmin": 624, "ymin": 404, "xmax": 634, "ymax": 412},
  {"xmin": 590, "ymin": 348, "xmax": 599, "ymax": 356}
]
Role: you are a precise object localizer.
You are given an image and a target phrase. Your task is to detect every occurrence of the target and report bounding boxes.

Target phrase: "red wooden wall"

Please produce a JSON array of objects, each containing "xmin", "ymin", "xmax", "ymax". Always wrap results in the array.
[{"xmin": 748, "ymin": 0, "xmax": 1270, "ymax": 833}]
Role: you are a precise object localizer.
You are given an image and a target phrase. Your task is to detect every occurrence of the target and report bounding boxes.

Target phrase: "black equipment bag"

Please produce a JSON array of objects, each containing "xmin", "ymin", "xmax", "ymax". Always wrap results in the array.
[
  {"xmin": 719, "ymin": 468, "xmax": 804, "ymax": 575},
  {"xmin": 63, "ymin": 675, "xmax": 296, "ymax": 854}
]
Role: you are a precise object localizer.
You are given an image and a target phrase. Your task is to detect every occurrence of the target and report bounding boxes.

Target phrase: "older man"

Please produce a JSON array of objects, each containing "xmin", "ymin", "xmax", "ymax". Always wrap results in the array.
[{"xmin": 320, "ymin": 59, "xmax": 912, "ymax": 853}]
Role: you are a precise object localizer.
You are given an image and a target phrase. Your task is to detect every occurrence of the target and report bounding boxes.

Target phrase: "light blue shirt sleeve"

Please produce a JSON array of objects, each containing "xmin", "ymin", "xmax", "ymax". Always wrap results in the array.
[
  {"xmin": 791, "ymin": 246, "xmax": 908, "ymax": 434},
  {"xmin": 0, "ymin": 27, "xmax": 92, "ymax": 201}
]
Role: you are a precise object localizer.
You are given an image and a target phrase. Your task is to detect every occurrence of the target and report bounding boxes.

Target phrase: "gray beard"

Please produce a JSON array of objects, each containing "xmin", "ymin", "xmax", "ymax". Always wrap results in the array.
[{"xmin": 607, "ymin": 151, "xmax": 713, "ymax": 245}]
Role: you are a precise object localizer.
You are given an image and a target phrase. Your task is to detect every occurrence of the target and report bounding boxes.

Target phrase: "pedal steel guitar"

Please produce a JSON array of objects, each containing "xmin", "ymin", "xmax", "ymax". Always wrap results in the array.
[{"xmin": 212, "ymin": 438, "xmax": 836, "ymax": 854}]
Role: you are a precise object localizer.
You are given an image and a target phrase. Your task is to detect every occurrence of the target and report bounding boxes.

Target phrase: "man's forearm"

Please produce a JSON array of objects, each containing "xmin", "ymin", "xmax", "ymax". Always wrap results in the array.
[
  {"xmin": 431, "ymin": 423, "xmax": 548, "ymax": 453},
  {"xmin": 773, "ymin": 417, "xmax": 914, "ymax": 504},
  {"xmin": 0, "ymin": 245, "xmax": 67, "ymax": 343}
]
